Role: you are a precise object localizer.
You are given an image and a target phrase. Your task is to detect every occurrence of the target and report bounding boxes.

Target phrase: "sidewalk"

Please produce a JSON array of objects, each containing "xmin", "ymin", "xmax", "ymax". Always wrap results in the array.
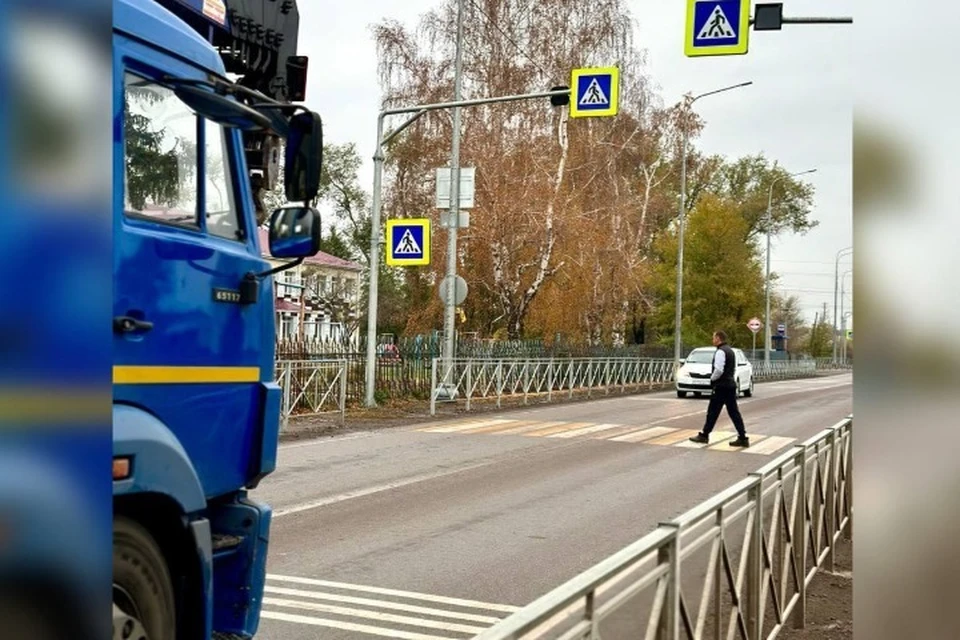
[{"xmin": 777, "ymin": 534, "xmax": 853, "ymax": 639}]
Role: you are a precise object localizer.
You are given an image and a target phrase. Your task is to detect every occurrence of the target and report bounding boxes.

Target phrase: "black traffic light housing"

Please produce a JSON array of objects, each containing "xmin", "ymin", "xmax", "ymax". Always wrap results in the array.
[
  {"xmin": 754, "ymin": 3, "xmax": 784, "ymax": 30},
  {"xmin": 550, "ymin": 86, "xmax": 570, "ymax": 107}
]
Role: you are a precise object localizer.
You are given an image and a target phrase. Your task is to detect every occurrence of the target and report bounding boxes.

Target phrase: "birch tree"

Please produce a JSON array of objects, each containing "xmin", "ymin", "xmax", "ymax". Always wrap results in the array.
[{"xmin": 373, "ymin": 0, "xmax": 650, "ymax": 339}]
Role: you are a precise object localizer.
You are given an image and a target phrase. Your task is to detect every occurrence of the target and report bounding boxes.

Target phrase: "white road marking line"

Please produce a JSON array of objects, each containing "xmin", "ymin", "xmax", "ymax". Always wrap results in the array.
[
  {"xmin": 260, "ymin": 610, "xmax": 460, "ymax": 640},
  {"xmin": 265, "ymin": 575, "xmax": 520, "ymax": 612},
  {"xmin": 547, "ymin": 423, "xmax": 623, "ymax": 438},
  {"xmin": 676, "ymin": 430, "xmax": 737, "ymax": 449},
  {"xmin": 610, "ymin": 426, "xmax": 676, "ymax": 443},
  {"xmin": 273, "ymin": 460, "xmax": 502, "ymax": 518},
  {"xmin": 419, "ymin": 418, "xmax": 516, "ymax": 433},
  {"xmin": 263, "ymin": 586, "xmax": 504, "ymax": 624},
  {"xmin": 742, "ymin": 435, "xmax": 797, "ymax": 455},
  {"xmin": 262, "ymin": 597, "xmax": 491, "ymax": 634}
]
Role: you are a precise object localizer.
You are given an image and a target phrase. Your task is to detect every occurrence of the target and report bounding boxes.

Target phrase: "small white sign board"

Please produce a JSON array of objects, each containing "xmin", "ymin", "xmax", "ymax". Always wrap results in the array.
[{"xmin": 435, "ymin": 167, "xmax": 476, "ymax": 209}]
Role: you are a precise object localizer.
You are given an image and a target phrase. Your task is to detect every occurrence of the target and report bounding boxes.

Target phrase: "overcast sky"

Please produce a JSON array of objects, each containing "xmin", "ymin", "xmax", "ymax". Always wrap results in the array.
[{"xmin": 297, "ymin": 0, "xmax": 853, "ymax": 328}]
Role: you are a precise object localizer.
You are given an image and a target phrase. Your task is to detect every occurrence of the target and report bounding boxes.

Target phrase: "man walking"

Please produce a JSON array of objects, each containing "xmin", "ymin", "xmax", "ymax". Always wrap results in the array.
[{"xmin": 689, "ymin": 331, "xmax": 750, "ymax": 448}]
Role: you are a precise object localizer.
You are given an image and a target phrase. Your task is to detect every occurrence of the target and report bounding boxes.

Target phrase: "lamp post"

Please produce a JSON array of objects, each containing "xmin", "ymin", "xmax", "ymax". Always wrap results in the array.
[
  {"xmin": 763, "ymin": 167, "xmax": 817, "ymax": 365},
  {"xmin": 840, "ymin": 270, "xmax": 852, "ymax": 364},
  {"xmin": 842, "ymin": 311, "xmax": 853, "ymax": 364},
  {"xmin": 832, "ymin": 246, "xmax": 852, "ymax": 364},
  {"xmin": 674, "ymin": 80, "xmax": 752, "ymax": 368}
]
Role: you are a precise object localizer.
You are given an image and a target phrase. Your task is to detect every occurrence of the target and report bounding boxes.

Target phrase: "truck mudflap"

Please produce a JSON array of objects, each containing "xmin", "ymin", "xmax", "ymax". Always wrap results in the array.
[{"xmin": 209, "ymin": 493, "xmax": 272, "ymax": 637}]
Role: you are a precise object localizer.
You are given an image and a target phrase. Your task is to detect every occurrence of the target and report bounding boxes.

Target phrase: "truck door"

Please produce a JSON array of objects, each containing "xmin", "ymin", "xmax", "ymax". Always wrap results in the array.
[{"xmin": 113, "ymin": 37, "xmax": 273, "ymax": 498}]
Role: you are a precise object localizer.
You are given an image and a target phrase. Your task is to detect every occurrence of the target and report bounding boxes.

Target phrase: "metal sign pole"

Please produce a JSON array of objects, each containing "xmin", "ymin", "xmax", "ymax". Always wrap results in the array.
[{"xmin": 362, "ymin": 88, "xmax": 571, "ymax": 407}]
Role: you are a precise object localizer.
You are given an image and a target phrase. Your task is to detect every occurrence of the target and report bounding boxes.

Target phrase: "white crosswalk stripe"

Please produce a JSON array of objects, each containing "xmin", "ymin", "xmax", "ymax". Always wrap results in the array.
[
  {"xmin": 260, "ymin": 575, "xmax": 519, "ymax": 638},
  {"xmin": 410, "ymin": 419, "xmax": 796, "ymax": 456}
]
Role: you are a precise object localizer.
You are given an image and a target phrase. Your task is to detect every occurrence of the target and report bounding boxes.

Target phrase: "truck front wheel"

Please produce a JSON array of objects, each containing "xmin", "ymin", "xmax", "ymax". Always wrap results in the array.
[{"xmin": 113, "ymin": 516, "xmax": 176, "ymax": 640}]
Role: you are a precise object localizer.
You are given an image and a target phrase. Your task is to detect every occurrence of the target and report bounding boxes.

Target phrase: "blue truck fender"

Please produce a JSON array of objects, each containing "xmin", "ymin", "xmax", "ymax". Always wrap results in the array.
[{"xmin": 113, "ymin": 403, "xmax": 207, "ymax": 514}]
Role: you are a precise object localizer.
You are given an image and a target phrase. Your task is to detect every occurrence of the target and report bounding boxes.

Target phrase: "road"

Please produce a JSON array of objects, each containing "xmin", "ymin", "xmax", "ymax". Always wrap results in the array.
[{"xmin": 251, "ymin": 373, "xmax": 852, "ymax": 640}]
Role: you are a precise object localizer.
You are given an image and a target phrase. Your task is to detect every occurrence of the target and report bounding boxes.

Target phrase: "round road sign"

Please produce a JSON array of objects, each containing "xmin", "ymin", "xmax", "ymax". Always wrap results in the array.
[{"xmin": 747, "ymin": 318, "xmax": 762, "ymax": 333}]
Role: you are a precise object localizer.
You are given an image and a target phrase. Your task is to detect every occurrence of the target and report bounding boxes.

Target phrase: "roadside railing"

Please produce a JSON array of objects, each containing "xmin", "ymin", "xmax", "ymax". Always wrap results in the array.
[
  {"xmin": 474, "ymin": 415, "xmax": 853, "ymax": 640},
  {"xmin": 430, "ymin": 358, "xmax": 676, "ymax": 415},
  {"xmin": 274, "ymin": 360, "xmax": 347, "ymax": 430},
  {"xmin": 751, "ymin": 360, "xmax": 817, "ymax": 380},
  {"xmin": 430, "ymin": 358, "xmax": 821, "ymax": 415},
  {"xmin": 813, "ymin": 358, "xmax": 853, "ymax": 371}
]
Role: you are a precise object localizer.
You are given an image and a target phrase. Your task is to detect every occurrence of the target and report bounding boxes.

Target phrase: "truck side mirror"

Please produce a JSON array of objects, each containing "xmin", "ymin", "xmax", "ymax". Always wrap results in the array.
[
  {"xmin": 284, "ymin": 111, "xmax": 323, "ymax": 203},
  {"xmin": 268, "ymin": 206, "xmax": 321, "ymax": 258}
]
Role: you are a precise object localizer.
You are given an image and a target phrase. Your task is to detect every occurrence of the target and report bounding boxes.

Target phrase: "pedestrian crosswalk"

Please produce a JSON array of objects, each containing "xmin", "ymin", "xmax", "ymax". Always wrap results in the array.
[
  {"xmin": 259, "ymin": 574, "xmax": 518, "ymax": 639},
  {"xmin": 410, "ymin": 418, "xmax": 797, "ymax": 456}
]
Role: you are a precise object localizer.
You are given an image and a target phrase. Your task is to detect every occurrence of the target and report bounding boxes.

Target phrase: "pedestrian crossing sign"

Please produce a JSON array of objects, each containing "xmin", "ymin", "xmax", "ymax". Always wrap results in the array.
[
  {"xmin": 685, "ymin": 0, "xmax": 751, "ymax": 57},
  {"xmin": 386, "ymin": 218, "xmax": 431, "ymax": 266},
  {"xmin": 570, "ymin": 67, "xmax": 619, "ymax": 118}
]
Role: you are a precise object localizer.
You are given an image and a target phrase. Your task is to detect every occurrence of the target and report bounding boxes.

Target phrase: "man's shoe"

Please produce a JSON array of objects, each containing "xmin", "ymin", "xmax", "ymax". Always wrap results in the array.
[
  {"xmin": 689, "ymin": 433, "xmax": 709, "ymax": 444},
  {"xmin": 729, "ymin": 437, "xmax": 750, "ymax": 448}
]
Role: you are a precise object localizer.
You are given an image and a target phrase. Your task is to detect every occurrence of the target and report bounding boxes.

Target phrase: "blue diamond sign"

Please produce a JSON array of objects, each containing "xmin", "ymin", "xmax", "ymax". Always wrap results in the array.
[
  {"xmin": 569, "ymin": 67, "xmax": 619, "ymax": 118},
  {"xmin": 685, "ymin": 0, "xmax": 751, "ymax": 57}
]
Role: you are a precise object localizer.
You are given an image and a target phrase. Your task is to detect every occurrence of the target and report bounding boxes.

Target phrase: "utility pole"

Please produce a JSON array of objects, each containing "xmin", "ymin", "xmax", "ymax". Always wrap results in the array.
[
  {"xmin": 673, "ymin": 81, "xmax": 752, "ymax": 369},
  {"xmin": 822, "ymin": 302, "xmax": 828, "ymax": 358},
  {"xmin": 832, "ymin": 246, "xmax": 852, "ymax": 364},
  {"xmin": 362, "ymin": 90, "xmax": 571, "ymax": 407},
  {"xmin": 442, "ymin": 0, "xmax": 465, "ymax": 383}
]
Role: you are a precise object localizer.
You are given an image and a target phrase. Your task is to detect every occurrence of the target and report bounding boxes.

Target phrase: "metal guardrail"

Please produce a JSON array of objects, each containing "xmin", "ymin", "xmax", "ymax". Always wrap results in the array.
[
  {"xmin": 750, "ymin": 360, "xmax": 817, "ymax": 379},
  {"xmin": 430, "ymin": 358, "xmax": 676, "ymax": 415},
  {"xmin": 474, "ymin": 415, "xmax": 852, "ymax": 640},
  {"xmin": 275, "ymin": 360, "xmax": 347, "ymax": 429},
  {"xmin": 429, "ymin": 358, "xmax": 822, "ymax": 415}
]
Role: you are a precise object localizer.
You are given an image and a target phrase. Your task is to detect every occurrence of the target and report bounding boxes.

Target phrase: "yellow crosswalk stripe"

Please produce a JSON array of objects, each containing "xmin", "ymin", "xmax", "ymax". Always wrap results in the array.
[
  {"xmin": 414, "ymin": 417, "xmax": 796, "ymax": 456},
  {"xmin": 455, "ymin": 420, "xmax": 541, "ymax": 434},
  {"xmin": 610, "ymin": 426, "xmax": 677, "ymax": 443},
  {"xmin": 547, "ymin": 423, "xmax": 623, "ymax": 438},
  {"xmin": 419, "ymin": 419, "xmax": 514, "ymax": 433},
  {"xmin": 521, "ymin": 422, "xmax": 594, "ymax": 437},
  {"xmin": 742, "ymin": 435, "xmax": 796, "ymax": 455},
  {"xmin": 704, "ymin": 431, "xmax": 749, "ymax": 450},
  {"xmin": 673, "ymin": 430, "xmax": 736, "ymax": 449},
  {"xmin": 646, "ymin": 429, "xmax": 701, "ymax": 446}
]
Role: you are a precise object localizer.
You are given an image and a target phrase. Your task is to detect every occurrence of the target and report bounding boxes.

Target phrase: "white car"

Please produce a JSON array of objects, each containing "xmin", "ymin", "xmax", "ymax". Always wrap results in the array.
[{"xmin": 675, "ymin": 347, "xmax": 754, "ymax": 398}]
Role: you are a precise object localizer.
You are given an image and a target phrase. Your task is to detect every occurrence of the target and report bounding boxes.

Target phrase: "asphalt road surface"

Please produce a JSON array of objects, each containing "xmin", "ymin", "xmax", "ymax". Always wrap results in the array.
[{"xmin": 251, "ymin": 373, "xmax": 852, "ymax": 640}]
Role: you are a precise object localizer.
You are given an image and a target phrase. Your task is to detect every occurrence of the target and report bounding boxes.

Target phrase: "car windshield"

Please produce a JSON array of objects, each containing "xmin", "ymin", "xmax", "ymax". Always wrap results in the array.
[{"xmin": 685, "ymin": 349, "xmax": 716, "ymax": 364}]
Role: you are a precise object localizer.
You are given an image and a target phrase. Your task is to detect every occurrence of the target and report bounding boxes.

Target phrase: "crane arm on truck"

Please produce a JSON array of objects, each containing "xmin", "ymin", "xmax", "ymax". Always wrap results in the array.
[{"xmin": 156, "ymin": 0, "xmax": 310, "ymax": 224}]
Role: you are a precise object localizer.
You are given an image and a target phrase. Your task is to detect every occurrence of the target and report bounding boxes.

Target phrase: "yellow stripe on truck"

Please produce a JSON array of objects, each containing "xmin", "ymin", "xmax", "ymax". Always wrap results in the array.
[{"xmin": 113, "ymin": 366, "xmax": 261, "ymax": 384}]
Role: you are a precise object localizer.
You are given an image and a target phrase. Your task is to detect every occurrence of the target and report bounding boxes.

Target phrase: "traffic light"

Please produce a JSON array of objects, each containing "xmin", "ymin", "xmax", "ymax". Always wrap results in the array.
[{"xmin": 550, "ymin": 85, "xmax": 570, "ymax": 107}]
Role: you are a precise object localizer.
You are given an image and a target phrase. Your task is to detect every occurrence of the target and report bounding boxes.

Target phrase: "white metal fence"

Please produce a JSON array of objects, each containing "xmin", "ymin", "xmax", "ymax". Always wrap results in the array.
[
  {"xmin": 429, "ymin": 358, "xmax": 821, "ymax": 415},
  {"xmin": 474, "ymin": 415, "xmax": 852, "ymax": 640},
  {"xmin": 274, "ymin": 360, "xmax": 347, "ymax": 429}
]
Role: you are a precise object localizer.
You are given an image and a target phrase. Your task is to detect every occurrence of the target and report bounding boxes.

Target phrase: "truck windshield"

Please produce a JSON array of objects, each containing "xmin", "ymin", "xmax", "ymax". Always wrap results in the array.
[{"xmin": 123, "ymin": 72, "xmax": 241, "ymax": 241}]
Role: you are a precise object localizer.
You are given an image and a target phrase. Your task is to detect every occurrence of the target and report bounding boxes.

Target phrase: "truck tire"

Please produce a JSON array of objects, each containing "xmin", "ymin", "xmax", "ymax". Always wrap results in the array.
[{"xmin": 113, "ymin": 516, "xmax": 176, "ymax": 640}]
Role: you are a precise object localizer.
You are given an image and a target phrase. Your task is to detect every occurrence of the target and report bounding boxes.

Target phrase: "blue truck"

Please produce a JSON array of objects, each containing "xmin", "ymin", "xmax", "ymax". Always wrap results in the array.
[{"xmin": 112, "ymin": 0, "xmax": 323, "ymax": 637}]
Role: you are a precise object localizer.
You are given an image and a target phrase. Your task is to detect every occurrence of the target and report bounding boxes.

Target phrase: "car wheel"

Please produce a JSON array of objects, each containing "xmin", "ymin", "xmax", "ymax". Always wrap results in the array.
[
  {"xmin": 744, "ymin": 377, "xmax": 754, "ymax": 397},
  {"xmin": 677, "ymin": 390, "xmax": 687, "ymax": 398}
]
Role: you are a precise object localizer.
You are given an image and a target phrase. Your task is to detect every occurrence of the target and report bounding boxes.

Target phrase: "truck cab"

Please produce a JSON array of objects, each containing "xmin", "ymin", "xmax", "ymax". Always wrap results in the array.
[{"xmin": 112, "ymin": 0, "xmax": 322, "ymax": 637}]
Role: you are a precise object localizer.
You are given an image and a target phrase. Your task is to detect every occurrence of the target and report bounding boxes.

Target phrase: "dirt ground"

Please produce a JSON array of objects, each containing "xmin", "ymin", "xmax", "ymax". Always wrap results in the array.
[{"xmin": 776, "ymin": 533, "xmax": 853, "ymax": 640}]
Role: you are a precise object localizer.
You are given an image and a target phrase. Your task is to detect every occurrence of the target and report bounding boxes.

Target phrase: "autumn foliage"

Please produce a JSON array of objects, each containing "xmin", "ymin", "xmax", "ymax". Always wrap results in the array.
[{"xmin": 365, "ymin": 0, "xmax": 817, "ymax": 346}]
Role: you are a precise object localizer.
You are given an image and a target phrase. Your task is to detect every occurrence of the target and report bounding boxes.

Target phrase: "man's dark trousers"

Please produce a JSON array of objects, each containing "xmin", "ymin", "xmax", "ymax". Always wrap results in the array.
[{"xmin": 702, "ymin": 385, "xmax": 747, "ymax": 439}]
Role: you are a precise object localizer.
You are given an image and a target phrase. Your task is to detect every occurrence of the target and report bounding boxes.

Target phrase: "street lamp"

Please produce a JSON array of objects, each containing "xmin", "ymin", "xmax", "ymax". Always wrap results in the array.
[
  {"xmin": 832, "ymin": 246, "xmax": 853, "ymax": 364},
  {"xmin": 842, "ymin": 311, "xmax": 853, "ymax": 364},
  {"xmin": 840, "ymin": 269, "xmax": 852, "ymax": 363},
  {"xmin": 763, "ymin": 167, "xmax": 817, "ymax": 365},
  {"xmin": 674, "ymin": 80, "xmax": 752, "ymax": 368}
]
